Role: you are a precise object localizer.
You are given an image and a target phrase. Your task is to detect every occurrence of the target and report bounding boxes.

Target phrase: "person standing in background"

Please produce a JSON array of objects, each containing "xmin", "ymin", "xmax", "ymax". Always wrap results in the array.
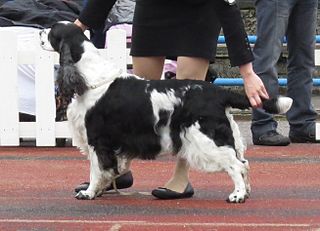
[{"xmin": 251, "ymin": 0, "xmax": 319, "ymax": 145}]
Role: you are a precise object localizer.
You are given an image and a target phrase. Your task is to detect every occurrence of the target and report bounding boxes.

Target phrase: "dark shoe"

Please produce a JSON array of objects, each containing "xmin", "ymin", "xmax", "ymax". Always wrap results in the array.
[
  {"xmin": 253, "ymin": 130, "xmax": 290, "ymax": 146},
  {"xmin": 74, "ymin": 171, "xmax": 133, "ymax": 193},
  {"xmin": 289, "ymin": 129, "xmax": 319, "ymax": 143},
  {"xmin": 151, "ymin": 183, "xmax": 194, "ymax": 199}
]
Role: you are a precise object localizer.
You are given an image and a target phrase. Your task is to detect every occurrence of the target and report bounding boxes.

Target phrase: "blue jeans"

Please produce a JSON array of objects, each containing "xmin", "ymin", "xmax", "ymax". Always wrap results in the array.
[{"xmin": 251, "ymin": 0, "xmax": 318, "ymax": 138}]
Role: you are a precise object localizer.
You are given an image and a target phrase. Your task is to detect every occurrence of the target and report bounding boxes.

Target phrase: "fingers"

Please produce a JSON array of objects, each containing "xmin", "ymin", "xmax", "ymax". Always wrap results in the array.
[
  {"xmin": 242, "ymin": 72, "xmax": 269, "ymax": 108},
  {"xmin": 249, "ymin": 86, "xmax": 269, "ymax": 108},
  {"xmin": 248, "ymin": 84, "xmax": 268, "ymax": 108},
  {"xmin": 249, "ymin": 95, "xmax": 262, "ymax": 108},
  {"xmin": 259, "ymin": 86, "xmax": 269, "ymax": 100},
  {"xmin": 74, "ymin": 19, "xmax": 88, "ymax": 31}
]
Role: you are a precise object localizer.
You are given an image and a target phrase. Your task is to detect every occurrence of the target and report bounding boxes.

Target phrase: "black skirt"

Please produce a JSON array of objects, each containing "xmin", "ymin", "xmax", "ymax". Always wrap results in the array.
[{"xmin": 130, "ymin": 0, "xmax": 221, "ymax": 61}]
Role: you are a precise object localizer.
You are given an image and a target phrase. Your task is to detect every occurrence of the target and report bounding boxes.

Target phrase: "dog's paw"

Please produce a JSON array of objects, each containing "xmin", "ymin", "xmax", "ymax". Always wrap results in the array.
[
  {"xmin": 75, "ymin": 190, "xmax": 95, "ymax": 200},
  {"xmin": 226, "ymin": 190, "xmax": 248, "ymax": 203}
]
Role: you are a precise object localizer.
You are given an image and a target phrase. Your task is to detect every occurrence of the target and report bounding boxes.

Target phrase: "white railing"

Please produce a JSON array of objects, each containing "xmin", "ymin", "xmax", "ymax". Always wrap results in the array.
[
  {"xmin": 0, "ymin": 29, "xmax": 319, "ymax": 146},
  {"xmin": 316, "ymin": 50, "xmax": 320, "ymax": 141},
  {"xmin": 0, "ymin": 29, "xmax": 127, "ymax": 146}
]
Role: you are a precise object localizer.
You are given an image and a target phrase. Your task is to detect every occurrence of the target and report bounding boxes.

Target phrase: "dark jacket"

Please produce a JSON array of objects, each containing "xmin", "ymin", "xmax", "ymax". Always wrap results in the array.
[
  {"xmin": 79, "ymin": 0, "xmax": 117, "ymax": 30},
  {"xmin": 104, "ymin": 0, "xmax": 135, "ymax": 31},
  {"xmin": 0, "ymin": 0, "xmax": 81, "ymax": 28}
]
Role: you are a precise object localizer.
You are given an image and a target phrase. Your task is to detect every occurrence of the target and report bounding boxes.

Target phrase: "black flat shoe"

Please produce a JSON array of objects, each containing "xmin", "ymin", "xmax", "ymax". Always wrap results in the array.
[
  {"xmin": 151, "ymin": 183, "xmax": 194, "ymax": 199},
  {"xmin": 74, "ymin": 171, "xmax": 133, "ymax": 193}
]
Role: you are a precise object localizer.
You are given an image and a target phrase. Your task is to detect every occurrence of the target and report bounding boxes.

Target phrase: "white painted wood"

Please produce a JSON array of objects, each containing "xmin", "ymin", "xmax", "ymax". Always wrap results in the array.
[
  {"xmin": 34, "ymin": 33, "xmax": 56, "ymax": 146},
  {"xmin": 0, "ymin": 31, "xmax": 20, "ymax": 146},
  {"xmin": 315, "ymin": 51, "xmax": 320, "ymax": 141},
  {"xmin": 18, "ymin": 50, "xmax": 60, "ymax": 65},
  {"xmin": 315, "ymin": 49, "xmax": 320, "ymax": 66},
  {"xmin": 106, "ymin": 29, "xmax": 127, "ymax": 72},
  {"xmin": 55, "ymin": 121, "xmax": 72, "ymax": 138},
  {"xmin": 0, "ymin": 31, "xmax": 83, "ymax": 146},
  {"xmin": 19, "ymin": 122, "xmax": 35, "ymax": 138},
  {"xmin": 19, "ymin": 121, "xmax": 72, "ymax": 139},
  {"xmin": 316, "ymin": 123, "xmax": 320, "ymax": 141}
]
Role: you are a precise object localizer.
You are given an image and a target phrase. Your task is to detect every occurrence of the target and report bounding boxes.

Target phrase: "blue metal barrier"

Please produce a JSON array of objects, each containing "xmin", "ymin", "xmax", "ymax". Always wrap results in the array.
[
  {"xmin": 215, "ymin": 35, "xmax": 320, "ymax": 87},
  {"xmin": 217, "ymin": 35, "xmax": 320, "ymax": 44},
  {"xmin": 213, "ymin": 78, "xmax": 320, "ymax": 86}
]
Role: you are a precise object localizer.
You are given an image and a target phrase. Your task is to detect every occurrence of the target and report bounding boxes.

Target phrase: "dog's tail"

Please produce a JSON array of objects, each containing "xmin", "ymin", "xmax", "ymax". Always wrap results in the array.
[{"xmin": 225, "ymin": 91, "xmax": 293, "ymax": 114}]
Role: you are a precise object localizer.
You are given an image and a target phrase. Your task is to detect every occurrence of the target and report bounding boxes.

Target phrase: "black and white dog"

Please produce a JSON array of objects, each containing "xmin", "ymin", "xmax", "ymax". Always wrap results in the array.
[{"xmin": 40, "ymin": 21, "xmax": 292, "ymax": 203}]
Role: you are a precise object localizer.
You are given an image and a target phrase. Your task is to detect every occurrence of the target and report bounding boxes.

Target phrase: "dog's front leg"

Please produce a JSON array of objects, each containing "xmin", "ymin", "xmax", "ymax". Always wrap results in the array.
[{"xmin": 75, "ymin": 147, "xmax": 113, "ymax": 200}]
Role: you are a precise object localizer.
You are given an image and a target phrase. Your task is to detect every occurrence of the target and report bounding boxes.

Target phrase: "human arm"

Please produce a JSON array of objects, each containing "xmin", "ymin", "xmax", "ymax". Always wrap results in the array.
[
  {"xmin": 216, "ymin": 1, "xmax": 269, "ymax": 107},
  {"xmin": 75, "ymin": 0, "xmax": 117, "ymax": 30},
  {"xmin": 216, "ymin": 1, "xmax": 253, "ymax": 67}
]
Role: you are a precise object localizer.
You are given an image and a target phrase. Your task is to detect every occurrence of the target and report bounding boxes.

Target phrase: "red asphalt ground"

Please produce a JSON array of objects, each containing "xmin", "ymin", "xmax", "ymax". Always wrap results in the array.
[{"xmin": 0, "ymin": 143, "xmax": 320, "ymax": 230}]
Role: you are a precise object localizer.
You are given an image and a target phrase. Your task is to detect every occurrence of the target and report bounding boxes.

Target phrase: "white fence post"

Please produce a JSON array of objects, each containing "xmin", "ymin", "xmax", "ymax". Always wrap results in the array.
[
  {"xmin": 315, "ymin": 49, "xmax": 320, "ymax": 66},
  {"xmin": 34, "ymin": 34, "xmax": 56, "ymax": 146},
  {"xmin": 106, "ymin": 29, "xmax": 127, "ymax": 72},
  {"xmin": 316, "ymin": 123, "xmax": 320, "ymax": 141},
  {"xmin": 0, "ymin": 31, "xmax": 20, "ymax": 146},
  {"xmin": 315, "ymin": 50, "xmax": 320, "ymax": 141}
]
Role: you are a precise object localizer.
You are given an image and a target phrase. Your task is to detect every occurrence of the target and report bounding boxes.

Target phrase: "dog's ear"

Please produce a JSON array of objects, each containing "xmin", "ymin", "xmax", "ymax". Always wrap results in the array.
[{"xmin": 57, "ymin": 41, "xmax": 88, "ymax": 99}]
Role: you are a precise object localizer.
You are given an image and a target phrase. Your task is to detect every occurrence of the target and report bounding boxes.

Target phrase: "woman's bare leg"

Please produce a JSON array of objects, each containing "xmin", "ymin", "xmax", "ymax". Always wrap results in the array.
[
  {"xmin": 164, "ymin": 56, "xmax": 209, "ymax": 192},
  {"xmin": 132, "ymin": 56, "xmax": 165, "ymax": 80}
]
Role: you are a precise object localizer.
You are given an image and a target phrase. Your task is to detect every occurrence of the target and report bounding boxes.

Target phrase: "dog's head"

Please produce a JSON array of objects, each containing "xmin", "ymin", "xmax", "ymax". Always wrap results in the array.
[
  {"xmin": 40, "ymin": 21, "xmax": 88, "ymax": 61},
  {"xmin": 40, "ymin": 21, "xmax": 89, "ymax": 98}
]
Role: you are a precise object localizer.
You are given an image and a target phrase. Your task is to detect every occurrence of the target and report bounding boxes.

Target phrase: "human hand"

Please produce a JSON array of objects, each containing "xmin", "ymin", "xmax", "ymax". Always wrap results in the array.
[
  {"xmin": 239, "ymin": 63, "xmax": 269, "ymax": 108},
  {"xmin": 74, "ymin": 19, "xmax": 88, "ymax": 31}
]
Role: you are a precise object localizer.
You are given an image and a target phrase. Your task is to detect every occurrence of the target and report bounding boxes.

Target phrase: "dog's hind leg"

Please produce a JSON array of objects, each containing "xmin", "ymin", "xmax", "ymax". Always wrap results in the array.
[
  {"xmin": 75, "ymin": 146, "xmax": 114, "ymax": 200},
  {"xmin": 179, "ymin": 122, "xmax": 250, "ymax": 203},
  {"xmin": 225, "ymin": 108, "xmax": 246, "ymax": 160},
  {"xmin": 225, "ymin": 109, "xmax": 251, "ymax": 196}
]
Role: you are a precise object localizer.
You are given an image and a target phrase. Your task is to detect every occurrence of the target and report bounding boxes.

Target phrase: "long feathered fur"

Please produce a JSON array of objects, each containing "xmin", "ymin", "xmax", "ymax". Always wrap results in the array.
[{"xmin": 57, "ymin": 42, "xmax": 88, "ymax": 99}]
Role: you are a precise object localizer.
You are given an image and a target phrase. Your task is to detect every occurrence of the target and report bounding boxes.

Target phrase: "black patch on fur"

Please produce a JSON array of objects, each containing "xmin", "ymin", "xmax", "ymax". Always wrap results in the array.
[
  {"xmin": 57, "ymin": 43, "xmax": 88, "ymax": 99},
  {"xmin": 85, "ymin": 78, "xmax": 244, "ymax": 168},
  {"xmin": 155, "ymin": 110, "xmax": 171, "ymax": 133},
  {"xmin": 86, "ymin": 77, "xmax": 163, "ymax": 164},
  {"xmin": 261, "ymin": 97, "xmax": 279, "ymax": 114},
  {"xmin": 48, "ymin": 22, "xmax": 88, "ymax": 62},
  {"xmin": 48, "ymin": 23, "xmax": 89, "ymax": 99}
]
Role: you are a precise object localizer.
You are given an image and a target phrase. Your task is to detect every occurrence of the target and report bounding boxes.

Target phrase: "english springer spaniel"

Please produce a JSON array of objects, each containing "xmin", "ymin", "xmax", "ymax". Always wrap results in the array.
[{"xmin": 39, "ymin": 21, "xmax": 292, "ymax": 203}]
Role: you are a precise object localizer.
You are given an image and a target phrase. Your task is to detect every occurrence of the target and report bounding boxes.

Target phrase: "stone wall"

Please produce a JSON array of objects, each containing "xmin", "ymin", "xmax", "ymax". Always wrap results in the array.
[
  {"xmin": 239, "ymin": 1, "xmax": 320, "ymax": 35},
  {"xmin": 213, "ymin": 0, "xmax": 320, "ymax": 79}
]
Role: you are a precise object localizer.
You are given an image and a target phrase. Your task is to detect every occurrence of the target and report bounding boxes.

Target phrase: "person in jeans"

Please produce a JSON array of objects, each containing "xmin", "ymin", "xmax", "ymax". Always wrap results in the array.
[{"xmin": 251, "ymin": 0, "xmax": 319, "ymax": 145}]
